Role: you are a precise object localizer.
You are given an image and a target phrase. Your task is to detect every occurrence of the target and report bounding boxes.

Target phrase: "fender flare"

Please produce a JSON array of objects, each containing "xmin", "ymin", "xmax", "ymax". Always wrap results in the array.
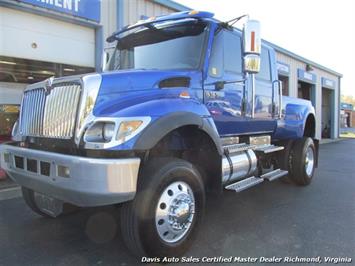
[{"xmin": 134, "ymin": 112, "xmax": 223, "ymax": 155}]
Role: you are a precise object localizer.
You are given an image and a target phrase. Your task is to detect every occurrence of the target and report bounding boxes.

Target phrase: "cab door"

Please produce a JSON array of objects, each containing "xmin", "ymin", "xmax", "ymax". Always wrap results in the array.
[
  {"xmin": 246, "ymin": 46, "xmax": 278, "ymax": 133},
  {"xmin": 204, "ymin": 29, "xmax": 246, "ymax": 136},
  {"xmin": 204, "ymin": 29, "xmax": 277, "ymax": 136}
]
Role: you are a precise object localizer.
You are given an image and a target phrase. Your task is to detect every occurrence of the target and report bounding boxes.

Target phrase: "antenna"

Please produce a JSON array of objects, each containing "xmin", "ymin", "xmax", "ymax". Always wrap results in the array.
[{"xmin": 220, "ymin": 14, "xmax": 249, "ymax": 28}]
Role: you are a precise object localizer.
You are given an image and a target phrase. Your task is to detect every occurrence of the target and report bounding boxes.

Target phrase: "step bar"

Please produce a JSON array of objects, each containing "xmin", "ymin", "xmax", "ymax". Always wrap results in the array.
[
  {"xmin": 225, "ymin": 168, "xmax": 288, "ymax": 192},
  {"xmin": 223, "ymin": 143, "xmax": 284, "ymax": 155}
]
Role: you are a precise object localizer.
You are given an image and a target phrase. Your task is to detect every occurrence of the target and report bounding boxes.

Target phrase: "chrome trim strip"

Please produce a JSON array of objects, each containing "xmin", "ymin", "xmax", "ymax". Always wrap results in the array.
[{"xmin": 74, "ymin": 74, "xmax": 102, "ymax": 145}]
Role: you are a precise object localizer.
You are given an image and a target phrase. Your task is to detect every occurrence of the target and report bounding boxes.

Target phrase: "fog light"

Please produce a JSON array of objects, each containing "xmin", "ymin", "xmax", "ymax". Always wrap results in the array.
[{"xmin": 57, "ymin": 165, "xmax": 70, "ymax": 178}]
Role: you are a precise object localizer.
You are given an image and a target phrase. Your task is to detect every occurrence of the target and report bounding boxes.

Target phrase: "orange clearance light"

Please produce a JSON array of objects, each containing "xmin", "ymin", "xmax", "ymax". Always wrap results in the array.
[
  {"xmin": 250, "ymin": 31, "xmax": 255, "ymax": 52},
  {"xmin": 189, "ymin": 10, "xmax": 199, "ymax": 15},
  {"xmin": 179, "ymin": 91, "xmax": 190, "ymax": 98}
]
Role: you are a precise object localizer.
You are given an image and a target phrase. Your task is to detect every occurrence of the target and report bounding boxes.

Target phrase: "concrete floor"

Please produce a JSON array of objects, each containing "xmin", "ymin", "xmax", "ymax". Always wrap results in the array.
[{"xmin": 0, "ymin": 139, "xmax": 354, "ymax": 265}]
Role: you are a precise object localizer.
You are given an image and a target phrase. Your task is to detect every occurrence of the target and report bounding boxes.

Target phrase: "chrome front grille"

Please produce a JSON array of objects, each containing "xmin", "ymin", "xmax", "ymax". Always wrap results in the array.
[{"xmin": 20, "ymin": 83, "xmax": 81, "ymax": 139}]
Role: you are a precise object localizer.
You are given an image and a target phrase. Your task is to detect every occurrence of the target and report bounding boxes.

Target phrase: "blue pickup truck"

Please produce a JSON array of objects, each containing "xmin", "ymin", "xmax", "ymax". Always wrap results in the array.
[{"xmin": 0, "ymin": 11, "xmax": 318, "ymax": 257}]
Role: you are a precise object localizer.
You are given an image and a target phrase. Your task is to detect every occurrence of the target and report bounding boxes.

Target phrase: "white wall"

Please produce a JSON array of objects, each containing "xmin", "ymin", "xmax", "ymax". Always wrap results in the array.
[
  {"xmin": 276, "ymin": 52, "xmax": 340, "ymax": 139},
  {"xmin": 0, "ymin": 6, "xmax": 95, "ymax": 67},
  {"xmin": 123, "ymin": 0, "xmax": 176, "ymax": 26},
  {"xmin": 0, "ymin": 82, "xmax": 26, "ymax": 105}
]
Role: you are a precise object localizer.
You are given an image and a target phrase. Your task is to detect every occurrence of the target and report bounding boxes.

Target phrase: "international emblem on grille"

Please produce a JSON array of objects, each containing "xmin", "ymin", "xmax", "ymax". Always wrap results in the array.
[{"xmin": 44, "ymin": 77, "xmax": 54, "ymax": 95}]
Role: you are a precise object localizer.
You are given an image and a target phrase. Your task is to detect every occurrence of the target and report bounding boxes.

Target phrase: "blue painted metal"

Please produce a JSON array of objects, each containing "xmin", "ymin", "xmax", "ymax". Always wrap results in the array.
[
  {"xmin": 297, "ymin": 69, "xmax": 317, "ymax": 84},
  {"xmin": 0, "ymin": 0, "xmax": 99, "ymax": 27},
  {"xmin": 273, "ymin": 96, "xmax": 315, "ymax": 140},
  {"xmin": 19, "ymin": 0, "xmax": 100, "ymax": 22},
  {"xmin": 341, "ymin": 102, "xmax": 353, "ymax": 111},
  {"xmin": 107, "ymin": 10, "xmax": 215, "ymax": 42},
  {"xmin": 321, "ymin": 77, "xmax": 335, "ymax": 89},
  {"xmin": 152, "ymin": 0, "xmax": 191, "ymax": 11},
  {"xmin": 91, "ymin": 12, "xmax": 316, "ymax": 150}
]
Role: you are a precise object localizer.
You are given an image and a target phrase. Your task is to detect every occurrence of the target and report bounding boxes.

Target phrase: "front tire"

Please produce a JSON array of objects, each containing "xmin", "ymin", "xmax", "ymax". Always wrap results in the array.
[
  {"xmin": 120, "ymin": 158, "xmax": 205, "ymax": 257},
  {"xmin": 289, "ymin": 137, "xmax": 316, "ymax": 186}
]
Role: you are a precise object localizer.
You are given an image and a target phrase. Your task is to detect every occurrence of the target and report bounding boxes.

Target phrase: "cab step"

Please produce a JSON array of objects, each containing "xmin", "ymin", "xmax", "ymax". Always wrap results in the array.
[
  {"xmin": 223, "ymin": 143, "xmax": 256, "ymax": 155},
  {"xmin": 254, "ymin": 144, "xmax": 284, "ymax": 154},
  {"xmin": 225, "ymin": 176, "xmax": 263, "ymax": 192},
  {"xmin": 223, "ymin": 143, "xmax": 284, "ymax": 155},
  {"xmin": 261, "ymin": 168, "xmax": 288, "ymax": 181}
]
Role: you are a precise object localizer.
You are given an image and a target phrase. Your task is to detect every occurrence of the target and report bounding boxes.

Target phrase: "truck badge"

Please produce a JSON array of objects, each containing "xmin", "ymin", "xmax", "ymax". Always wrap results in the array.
[{"xmin": 44, "ymin": 77, "xmax": 54, "ymax": 95}]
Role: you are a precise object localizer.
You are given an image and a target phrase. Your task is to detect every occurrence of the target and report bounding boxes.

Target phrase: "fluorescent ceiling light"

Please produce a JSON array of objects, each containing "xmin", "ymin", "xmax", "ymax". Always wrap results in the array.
[
  {"xmin": 27, "ymin": 76, "xmax": 34, "ymax": 80},
  {"xmin": 0, "ymin": 60, "xmax": 16, "ymax": 65},
  {"xmin": 41, "ymin": 70, "xmax": 55, "ymax": 75},
  {"xmin": 64, "ymin": 68, "xmax": 75, "ymax": 72}
]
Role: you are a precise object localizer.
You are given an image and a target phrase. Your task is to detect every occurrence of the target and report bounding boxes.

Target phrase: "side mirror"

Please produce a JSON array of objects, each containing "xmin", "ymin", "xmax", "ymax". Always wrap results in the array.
[{"xmin": 243, "ymin": 20, "xmax": 261, "ymax": 73}]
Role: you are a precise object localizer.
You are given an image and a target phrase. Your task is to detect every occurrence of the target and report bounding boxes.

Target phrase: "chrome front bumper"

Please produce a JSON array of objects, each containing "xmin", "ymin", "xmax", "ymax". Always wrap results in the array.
[{"xmin": 0, "ymin": 144, "xmax": 140, "ymax": 207}]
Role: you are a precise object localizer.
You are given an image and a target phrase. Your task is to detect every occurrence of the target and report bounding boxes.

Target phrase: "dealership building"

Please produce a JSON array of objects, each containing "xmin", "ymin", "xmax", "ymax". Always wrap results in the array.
[{"xmin": 0, "ymin": 0, "xmax": 342, "ymax": 141}]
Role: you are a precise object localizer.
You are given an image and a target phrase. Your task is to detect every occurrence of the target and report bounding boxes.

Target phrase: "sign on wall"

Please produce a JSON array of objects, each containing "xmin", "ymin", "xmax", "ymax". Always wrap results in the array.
[
  {"xmin": 297, "ymin": 69, "xmax": 316, "ymax": 84},
  {"xmin": 277, "ymin": 62, "xmax": 290, "ymax": 76},
  {"xmin": 321, "ymin": 77, "xmax": 335, "ymax": 89},
  {"xmin": 19, "ymin": 0, "xmax": 100, "ymax": 22}
]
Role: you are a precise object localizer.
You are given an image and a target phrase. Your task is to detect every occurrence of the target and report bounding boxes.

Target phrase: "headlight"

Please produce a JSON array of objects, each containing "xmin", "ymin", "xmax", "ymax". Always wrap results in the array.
[
  {"xmin": 103, "ymin": 123, "xmax": 115, "ymax": 141},
  {"xmin": 83, "ymin": 117, "xmax": 151, "ymax": 148},
  {"xmin": 84, "ymin": 122, "xmax": 115, "ymax": 143}
]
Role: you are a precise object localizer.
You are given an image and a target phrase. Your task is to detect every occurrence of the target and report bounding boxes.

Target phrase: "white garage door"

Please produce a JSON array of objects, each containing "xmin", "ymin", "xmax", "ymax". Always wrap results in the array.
[
  {"xmin": 0, "ymin": 82, "xmax": 26, "ymax": 105},
  {"xmin": 0, "ymin": 6, "xmax": 95, "ymax": 67}
]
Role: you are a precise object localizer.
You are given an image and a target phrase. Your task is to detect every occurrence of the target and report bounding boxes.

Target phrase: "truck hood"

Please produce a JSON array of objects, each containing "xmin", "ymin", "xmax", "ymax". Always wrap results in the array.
[
  {"xmin": 99, "ymin": 69, "xmax": 202, "ymax": 94},
  {"xmin": 93, "ymin": 69, "xmax": 204, "ymax": 117}
]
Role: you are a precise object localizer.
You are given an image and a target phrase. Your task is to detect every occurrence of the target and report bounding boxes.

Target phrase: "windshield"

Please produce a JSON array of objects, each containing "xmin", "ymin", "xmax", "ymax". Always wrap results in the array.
[{"xmin": 107, "ymin": 19, "xmax": 208, "ymax": 71}]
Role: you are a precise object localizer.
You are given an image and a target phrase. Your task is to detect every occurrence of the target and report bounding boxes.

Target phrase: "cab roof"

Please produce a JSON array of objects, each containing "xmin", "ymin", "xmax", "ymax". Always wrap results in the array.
[{"xmin": 107, "ymin": 11, "xmax": 215, "ymax": 43}]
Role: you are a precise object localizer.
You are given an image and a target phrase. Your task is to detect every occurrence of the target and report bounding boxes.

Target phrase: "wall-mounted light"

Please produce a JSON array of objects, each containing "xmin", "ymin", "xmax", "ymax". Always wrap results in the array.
[{"xmin": 306, "ymin": 64, "xmax": 314, "ymax": 71}]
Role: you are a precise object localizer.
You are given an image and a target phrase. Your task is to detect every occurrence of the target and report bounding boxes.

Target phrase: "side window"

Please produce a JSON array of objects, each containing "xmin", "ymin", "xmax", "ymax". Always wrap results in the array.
[
  {"xmin": 256, "ymin": 47, "xmax": 271, "ymax": 81},
  {"xmin": 209, "ymin": 30, "xmax": 242, "ymax": 78},
  {"xmin": 208, "ymin": 31, "xmax": 223, "ymax": 77},
  {"xmin": 224, "ymin": 32, "xmax": 242, "ymax": 74}
]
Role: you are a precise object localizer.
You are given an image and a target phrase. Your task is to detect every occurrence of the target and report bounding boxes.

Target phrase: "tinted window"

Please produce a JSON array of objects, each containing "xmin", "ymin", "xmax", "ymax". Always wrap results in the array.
[
  {"xmin": 224, "ymin": 32, "xmax": 242, "ymax": 73},
  {"xmin": 256, "ymin": 47, "xmax": 271, "ymax": 81},
  {"xmin": 209, "ymin": 30, "xmax": 242, "ymax": 77},
  {"xmin": 108, "ymin": 20, "xmax": 207, "ymax": 71},
  {"xmin": 208, "ymin": 31, "xmax": 223, "ymax": 77}
]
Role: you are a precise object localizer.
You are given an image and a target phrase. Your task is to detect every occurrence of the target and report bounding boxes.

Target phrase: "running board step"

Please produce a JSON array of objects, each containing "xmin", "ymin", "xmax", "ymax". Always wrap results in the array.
[
  {"xmin": 254, "ymin": 144, "xmax": 284, "ymax": 154},
  {"xmin": 261, "ymin": 169, "xmax": 288, "ymax": 181},
  {"xmin": 223, "ymin": 143, "xmax": 257, "ymax": 155},
  {"xmin": 225, "ymin": 176, "xmax": 264, "ymax": 192}
]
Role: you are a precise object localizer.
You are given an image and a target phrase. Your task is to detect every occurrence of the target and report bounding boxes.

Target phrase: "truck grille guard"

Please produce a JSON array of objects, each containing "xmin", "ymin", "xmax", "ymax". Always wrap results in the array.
[{"xmin": 17, "ymin": 74, "xmax": 102, "ymax": 145}]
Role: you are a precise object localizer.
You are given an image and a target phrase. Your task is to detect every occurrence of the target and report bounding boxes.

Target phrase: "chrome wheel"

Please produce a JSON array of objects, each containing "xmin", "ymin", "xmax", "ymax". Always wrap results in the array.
[
  {"xmin": 305, "ymin": 146, "xmax": 314, "ymax": 176},
  {"xmin": 155, "ymin": 181, "xmax": 195, "ymax": 243}
]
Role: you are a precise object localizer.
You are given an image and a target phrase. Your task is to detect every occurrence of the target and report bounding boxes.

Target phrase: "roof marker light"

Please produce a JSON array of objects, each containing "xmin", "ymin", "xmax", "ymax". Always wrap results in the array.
[{"xmin": 189, "ymin": 10, "xmax": 199, "ymax": 15}]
